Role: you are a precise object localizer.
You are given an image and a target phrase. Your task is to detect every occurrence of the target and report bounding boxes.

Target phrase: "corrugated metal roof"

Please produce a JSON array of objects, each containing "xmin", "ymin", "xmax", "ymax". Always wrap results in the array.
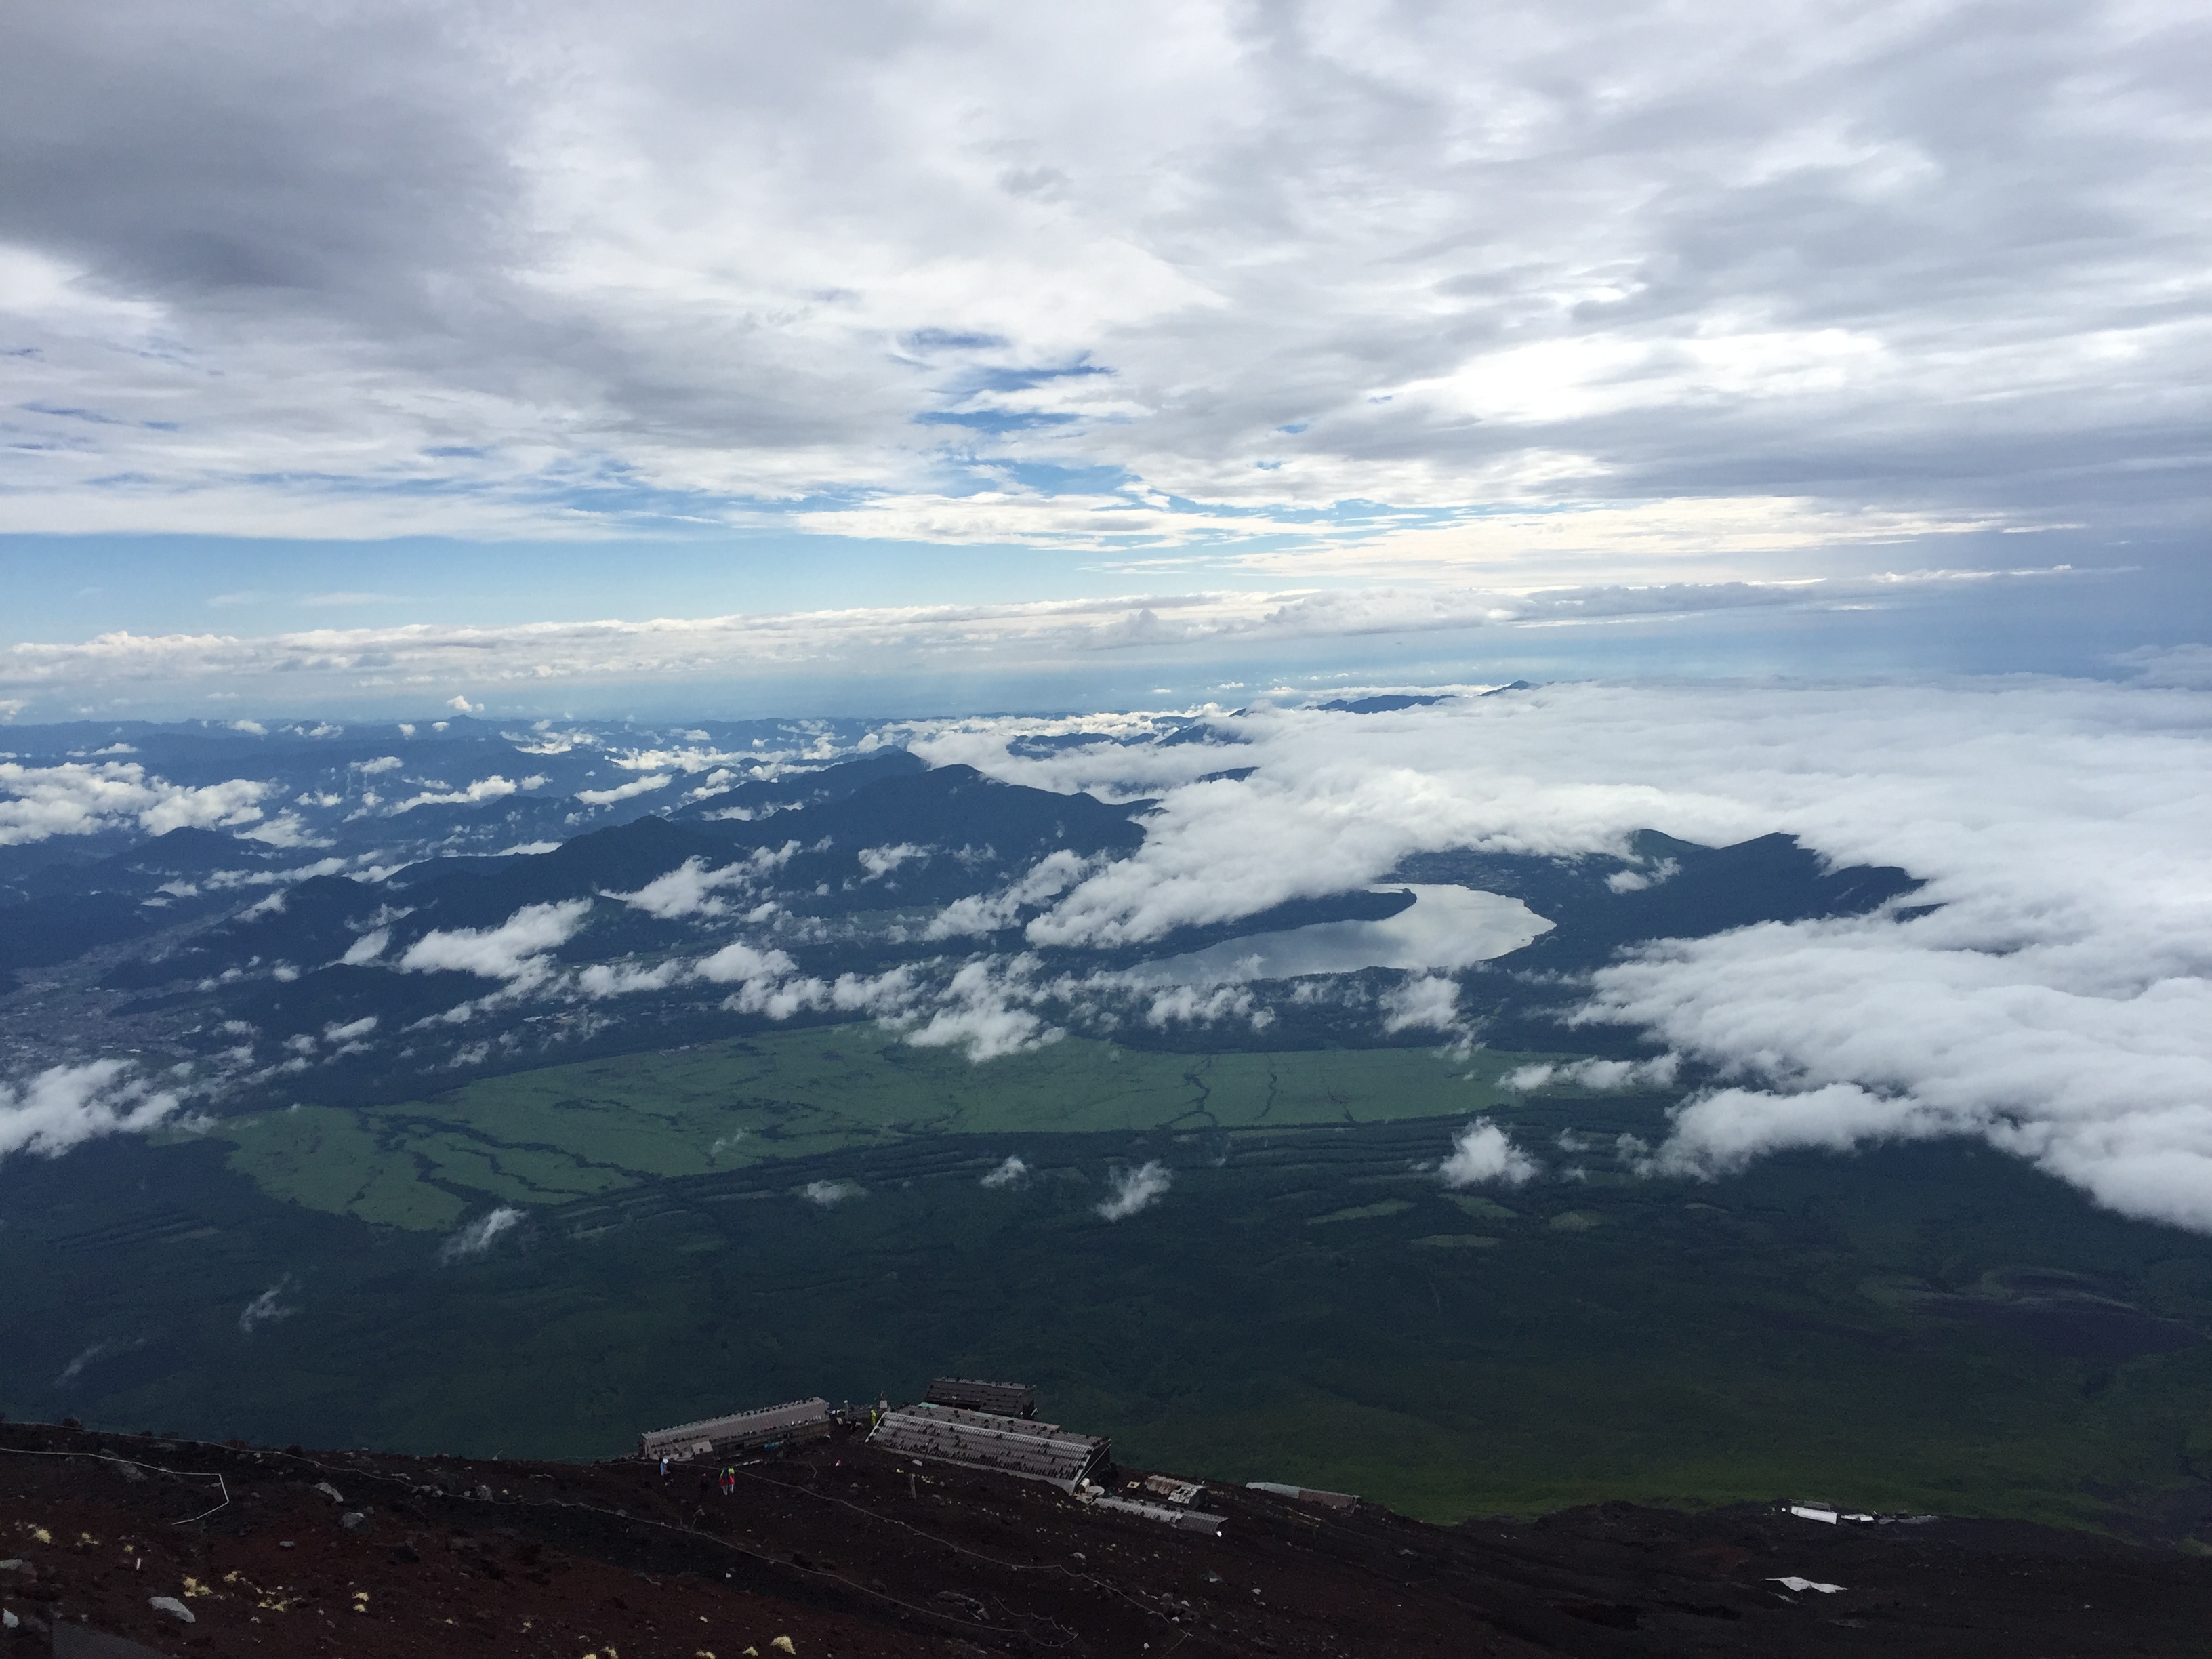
[
  {"xmin": 638, "ymin": 1397, "xmax": 831, "ymax": 1459},
  {"xmin": 869, "ymin": 1402, "xmax": 1107, "ymax": 1488},
  {"xmin": 925, "ymin": 1377, "xmax": 1038, "ymax": 1418}
]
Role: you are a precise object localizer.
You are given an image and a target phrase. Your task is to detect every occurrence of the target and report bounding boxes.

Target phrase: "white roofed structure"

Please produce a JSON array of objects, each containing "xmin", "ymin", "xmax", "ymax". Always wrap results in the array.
[
  {"xmin": 638, "ymin": 1397, "xmax": 832, "ymax": 1460},
  {"xmin": 869, "ymin": 1401, "xmax": 1108, "ymax": 1489}
]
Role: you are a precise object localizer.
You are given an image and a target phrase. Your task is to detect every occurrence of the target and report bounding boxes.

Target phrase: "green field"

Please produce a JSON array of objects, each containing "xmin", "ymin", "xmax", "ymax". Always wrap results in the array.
[
  {"xmin": 11, "ymin": 1026, "xmax": 2212, "ymax": 1542},
  {"xmin": 199, "ymin": 1027, "xmax": 1576, "ymax": 1228}
]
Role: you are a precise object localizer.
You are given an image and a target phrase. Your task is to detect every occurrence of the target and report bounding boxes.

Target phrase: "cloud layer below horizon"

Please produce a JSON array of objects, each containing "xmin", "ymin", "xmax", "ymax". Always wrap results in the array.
[
  {"xmin": 0, "ymin": 564, "xmax": 2139, "ymax": 719},
  {"xmin": 913, "ymin": 678, "xmax": 2212, "ymax": 1231},
  {"xmin": 0, "ymin": 676, "xmax": 2207, "ymax": 1240}
]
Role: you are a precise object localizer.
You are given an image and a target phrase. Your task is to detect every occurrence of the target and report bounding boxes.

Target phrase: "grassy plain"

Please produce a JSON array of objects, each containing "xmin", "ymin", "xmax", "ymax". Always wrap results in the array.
[
  {"xmin": 12, "ymin": 1115, "xmax": 2212, "ymax": 1540},
  {"xmin": 18, "ymin": 1025, "xmax": 2212, "ymax": 1542},
  {"xmin": 202, "ymin": 1026, "xmax": 1564, "ymax": 1228}
]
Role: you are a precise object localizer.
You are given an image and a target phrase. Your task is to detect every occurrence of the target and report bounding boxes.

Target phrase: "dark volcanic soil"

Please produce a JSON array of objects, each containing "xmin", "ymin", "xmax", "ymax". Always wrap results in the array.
[{"xmin": 1, "ymin": 1418, "xmax": 2206, "ymax": 1658}]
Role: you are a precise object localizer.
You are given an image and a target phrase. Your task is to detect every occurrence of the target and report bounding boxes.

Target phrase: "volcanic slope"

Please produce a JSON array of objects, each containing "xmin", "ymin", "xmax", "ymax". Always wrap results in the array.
[{"xmin": 3, "ymin": 1418, "xmax": 2207, "ymax": 1658}]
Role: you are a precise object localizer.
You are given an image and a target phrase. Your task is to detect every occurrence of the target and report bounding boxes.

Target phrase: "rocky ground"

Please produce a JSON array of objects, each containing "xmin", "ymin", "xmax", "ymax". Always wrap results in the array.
[{"xmin": 2, "ymin": 1416, "xmax": 2207, "ymax": 1658}]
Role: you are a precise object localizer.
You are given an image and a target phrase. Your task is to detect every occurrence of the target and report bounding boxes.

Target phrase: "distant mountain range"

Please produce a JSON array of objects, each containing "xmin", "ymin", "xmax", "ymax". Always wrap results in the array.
[{"xmin": 0, "ymin": 712, "xmax": 1919, "ymax": 1112}]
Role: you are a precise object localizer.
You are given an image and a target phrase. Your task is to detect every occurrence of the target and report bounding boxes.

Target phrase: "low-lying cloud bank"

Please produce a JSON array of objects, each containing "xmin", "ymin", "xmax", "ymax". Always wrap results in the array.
[
  {"xmin": 1440, "ymin": 1122, "xmax": 1541, "ymax": 1189},
  {"xmin": 439, "ymin": 1206, "xmax": 525, "ymax": 1262},
  {"xmin": 3, "ymin": 673, "xmax": 2206, "ymax": 1237},
  {"xmin": 0, "ymin": 569, "xmax": 2101, "ymax": 716},
  {"xmin": 0, "ymin": 1060, "xmax": 182, "ymax": 1160},
  {"xmin": 1097, "ymin": 1161, "xmax": 1172, "ymax": 1221},
  {"xmin": 924, "ymin": 676, "xmax": 2212, "ymax": 1231},
  {"xmin": 0, "ymin": 760, "xmax": 269, "ymax": 845}
]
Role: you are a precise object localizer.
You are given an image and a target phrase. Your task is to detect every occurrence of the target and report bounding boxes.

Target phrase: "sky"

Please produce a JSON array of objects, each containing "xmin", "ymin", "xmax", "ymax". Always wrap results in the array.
[{"xmin": 1, "ymin": 0, "xmax": 2206, "ymax": 717}]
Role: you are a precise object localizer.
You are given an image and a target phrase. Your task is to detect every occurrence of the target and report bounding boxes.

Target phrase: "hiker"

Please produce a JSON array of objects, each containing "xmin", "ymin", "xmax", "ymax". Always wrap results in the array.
[
  {"xmin": 659, "ymin": 1456, "xmax": 670, "ymax": 1478},
  {"xmin": 720, "ymin": 1466, "xmax": 736, "ymax": 1497}
]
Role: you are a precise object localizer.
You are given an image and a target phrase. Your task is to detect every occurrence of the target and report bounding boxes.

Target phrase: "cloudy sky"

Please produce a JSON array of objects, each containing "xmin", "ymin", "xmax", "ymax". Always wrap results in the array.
[{"xmin": 1, "ymin": 0, "xmax": 2206, "ymax": 715}]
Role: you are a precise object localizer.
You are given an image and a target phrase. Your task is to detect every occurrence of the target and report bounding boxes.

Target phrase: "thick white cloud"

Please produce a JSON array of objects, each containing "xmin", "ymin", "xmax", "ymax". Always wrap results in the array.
[
  {"xmin": 1381, "ymin": 972, "xmax": 1462, "ymax": 1036},
  {"xmin": 440, "ymin": 1206, "xmax": 525, "ymax": 1261},
  {"xmin": 0, "ymin": 760, "xmax": 267, "ymax": 845},
  {"xmin": 929, "ymin": 678, "xmax": 2212, "ymax": 1230},
  {"xmin": 388, "ymin": 774, "xmax": 544, "ymax": 813},
  {"xmin": 694, "ymin": 939, "xmax": 800, "ymax": 986},
  {"xmin": 1097, "ymin": 1160, "xmax": 1172, "ymax": 1221},
  {"xmin": 340, "ymin": 929, "xmax": 390, "ymax": 966},
  {"xmin": 396, "ymin": 900, "xmax": 590, "ymax": 981},
  {"xmin": 1506, "ymin": 1057, "xmax": 1681, "ymax": 1092},
  {"xmin": 901, "ymin": 958, "xmax": 1061, "ymax": 1062},
  {"xmin": 856, "ymin": 843, "xmax": 924, "ymax": 880},
  {"xmin": 576, "ymin": 959, "xmax": 684, "ymax": 998},
  {"xmin": 1439, "ymin": 1122, "xmax": 1540, "ymax": 1189},
  {"xmin": 613, "ymin": 850, "xmax": 792, "ymax": 918},
  {"xmin": 926, "ymin": 848, "xmax": 1099, "ymax": 939},
  {"xmin": 0, "ymin": 0, "xmax": 2203, "ymax": 577},
  {"xmin": 0, "ymin": 1059, "xmax": 182, "ymax": 1160},
  {"xmin": 575, "ymin": 775, "xmax": 671, "ymax": 808}
]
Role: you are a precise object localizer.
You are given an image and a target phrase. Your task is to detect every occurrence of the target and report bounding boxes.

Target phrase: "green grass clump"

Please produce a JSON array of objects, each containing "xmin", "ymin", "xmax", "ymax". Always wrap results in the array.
[{"xmin": 1309, "ymin": 1200, "xmax": 1418, "ymax": 1225}]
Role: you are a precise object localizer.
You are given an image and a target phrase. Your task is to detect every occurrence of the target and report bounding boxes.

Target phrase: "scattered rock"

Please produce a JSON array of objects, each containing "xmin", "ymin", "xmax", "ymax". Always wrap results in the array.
[
  {"xmin": 147, "ymin": 1595, "xmax": 194, "ymax": 1623},
  {"xmin": 341, "ymin": 1511, "xmax": 368, "ymax": 1532},
  {"xmin": 312, "ymin": 1481, "xmax": 344, "ymax": 1504},
  {"xmin": 771, "ymin": 1638, "xmax": 796, "ymax": 1655}
]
